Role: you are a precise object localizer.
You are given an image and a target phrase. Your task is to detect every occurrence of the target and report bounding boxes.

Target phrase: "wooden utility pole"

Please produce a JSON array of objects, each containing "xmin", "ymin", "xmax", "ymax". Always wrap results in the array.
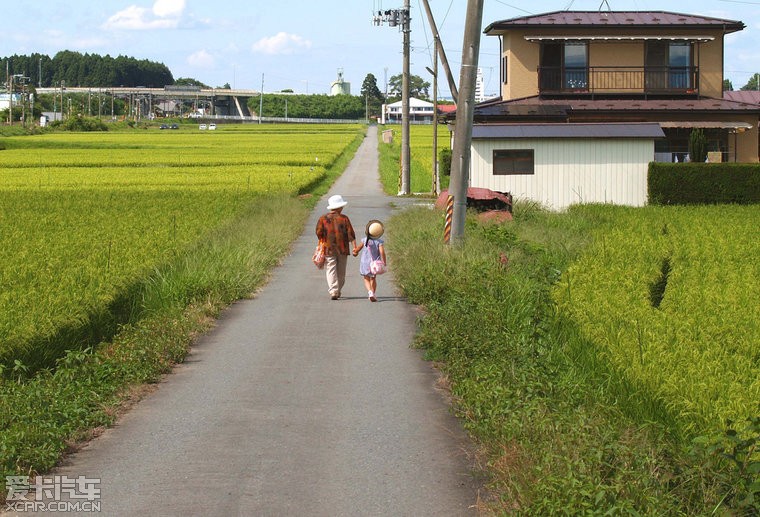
[
  {"xmin": 426, "ymin": 39, "xmax": 440, "ymax": 195},
  {"xmin": 400, "ymin": 0, "xmax": 411, "ymax": 195},
  {"xmin": 448, "ymin": 0, "xmax": 484, "ymax": 243}
]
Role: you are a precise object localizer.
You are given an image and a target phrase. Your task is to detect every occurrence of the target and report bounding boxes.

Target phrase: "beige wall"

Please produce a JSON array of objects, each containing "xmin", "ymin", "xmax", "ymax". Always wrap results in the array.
[
  {"xmin": 496, "ymin": 27, "xmax": 728, "ymax": 99},
  {"xmin": 502, "ymin": 32, "xmax": 538, "ymax": 99}
]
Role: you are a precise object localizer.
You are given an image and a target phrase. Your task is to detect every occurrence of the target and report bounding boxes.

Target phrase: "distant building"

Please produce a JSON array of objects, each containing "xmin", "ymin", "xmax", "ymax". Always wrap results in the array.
[
  {"xmin": 330, "ymin": 69, "xmax": 351, "ymax": 96},
  {"xmin": 381, "ymin": 97, "xmax": 435, "ymax": 124},
  {"xmin": 0, "ymin": 93, "xmax": 21, "ymax": 111}
]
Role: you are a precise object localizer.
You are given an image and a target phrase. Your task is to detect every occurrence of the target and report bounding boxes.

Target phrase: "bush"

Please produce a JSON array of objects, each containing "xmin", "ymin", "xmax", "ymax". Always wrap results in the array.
[
  {"xmin": 51, "ymin": 116, "xmax": 108, "ymax": 132},
  {"xmin": 648, "ymin": 162, "xmax": 760, "ymax": 205},
  {"xmin": 438, "ymin": 148, "xmax": 452, "ymax": 177},
  {"xmin": 688, "ymin": 128, "xmax": 708, "ymax": 163}
]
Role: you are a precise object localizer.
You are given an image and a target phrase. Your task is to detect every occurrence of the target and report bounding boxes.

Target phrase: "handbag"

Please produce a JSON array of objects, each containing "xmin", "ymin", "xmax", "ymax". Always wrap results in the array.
[
  {"xmin": 367, "ymin": 239, "xmax": 386, "ymax": 275},
  {"xmin": 370, "ymin": 258, "xmax": 386, "ymax": 275},
  {"xmin": 312, "ymin": 241, "xmax": 326, "ymax": 269}
]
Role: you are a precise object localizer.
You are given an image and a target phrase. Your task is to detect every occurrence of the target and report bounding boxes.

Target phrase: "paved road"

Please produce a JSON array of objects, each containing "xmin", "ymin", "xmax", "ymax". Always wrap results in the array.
[{"xmin": 21, "ymin": 126, "xmax": 480, "ymax": 516}]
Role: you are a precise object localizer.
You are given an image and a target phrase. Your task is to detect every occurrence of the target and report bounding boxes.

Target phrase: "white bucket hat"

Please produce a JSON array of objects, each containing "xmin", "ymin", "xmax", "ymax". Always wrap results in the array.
[{"xmin": 327, "ymin": 194, "xmax": 348, "ymax": 210}]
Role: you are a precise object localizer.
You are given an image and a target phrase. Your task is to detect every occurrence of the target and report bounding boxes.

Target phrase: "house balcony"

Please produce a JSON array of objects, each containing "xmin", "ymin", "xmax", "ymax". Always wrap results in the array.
[{"xmin": 538, "ymin": 66, "xmax": 700, "ymax": 97}]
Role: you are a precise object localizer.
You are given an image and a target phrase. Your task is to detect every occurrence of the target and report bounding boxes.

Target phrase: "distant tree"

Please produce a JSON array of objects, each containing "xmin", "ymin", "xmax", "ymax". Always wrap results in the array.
[
  {"xmin": 220, "ymin": 83, "xmax": 231, "ymax": 89},
  {"xmin": 280, "ymin": 89, "xmax": 294, "ymax": 93},
  {"xmin": 740, "ymin": 73, "xmax": 759, "ymax": 91},
  {"xmin": 175, "ymin": 77, "xmax": 210, "ymax": 88},
  {"xmin": 247, "ymin": 94, "xmax": 364, "ymax": 119},
  {"xmin": 723, "ymin": 79, "xmax": 733, "ymax": 91},
  {"xmin": 388, "ymin": 73, "xmax": 431, "ymax": 100},
  {"xmin": 361, "ymin": 74, "xmax": 384, "ymax": 116}
]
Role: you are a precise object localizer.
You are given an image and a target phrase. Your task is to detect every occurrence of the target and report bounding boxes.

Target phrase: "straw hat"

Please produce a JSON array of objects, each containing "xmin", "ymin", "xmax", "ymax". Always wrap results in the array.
[
  {"xmin": 326, "ymin": 194, "xmax": 348, "ymax": 210},
  {"xmin": 366, "ymin": 220, "xmax": 384, "ymax": 238}
]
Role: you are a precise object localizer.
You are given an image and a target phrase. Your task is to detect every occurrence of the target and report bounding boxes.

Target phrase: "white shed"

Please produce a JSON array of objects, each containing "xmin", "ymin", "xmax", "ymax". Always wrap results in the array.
[{"xmin": 469, "ymin": 123, "xmax": 665, "ymax": 210}]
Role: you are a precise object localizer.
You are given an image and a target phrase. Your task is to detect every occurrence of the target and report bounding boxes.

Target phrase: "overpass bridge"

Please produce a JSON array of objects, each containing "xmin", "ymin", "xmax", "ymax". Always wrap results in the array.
[{"xmin": 35, "ymin": 86, "xmax": 261, "ymax": 118}]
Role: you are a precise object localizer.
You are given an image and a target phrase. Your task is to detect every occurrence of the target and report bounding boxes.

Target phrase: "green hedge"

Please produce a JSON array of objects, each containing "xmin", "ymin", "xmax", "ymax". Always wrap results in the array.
[
  {"xmin": 438, "ymin": 148, "xmax": 451, "ymax": 177},
  {"xmin": 648, "ymin": 163, "xmax": 760, "ymax": 205}
]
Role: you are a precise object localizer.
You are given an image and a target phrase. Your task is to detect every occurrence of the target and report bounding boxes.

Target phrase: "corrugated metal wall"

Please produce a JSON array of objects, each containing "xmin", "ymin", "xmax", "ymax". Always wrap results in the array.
[{"xmin": 470, "ymin": 138, "xmax": 653, "ymax": 209}]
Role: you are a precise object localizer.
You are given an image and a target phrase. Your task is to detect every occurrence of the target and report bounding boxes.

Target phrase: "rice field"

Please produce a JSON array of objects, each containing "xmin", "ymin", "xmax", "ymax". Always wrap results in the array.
[
  {"xmin": 0, "ymin": 123, "xmax": 365, "ymax": 372},
  {"xmin": 553, "ymin": 204, "xmax": 760, "ymax": 435}
]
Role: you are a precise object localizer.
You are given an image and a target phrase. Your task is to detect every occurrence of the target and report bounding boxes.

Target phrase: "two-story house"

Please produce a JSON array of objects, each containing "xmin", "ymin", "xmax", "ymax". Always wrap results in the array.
[{"xmin": 457, "ymin": 11, "xmax": 760, "ymax": 209}]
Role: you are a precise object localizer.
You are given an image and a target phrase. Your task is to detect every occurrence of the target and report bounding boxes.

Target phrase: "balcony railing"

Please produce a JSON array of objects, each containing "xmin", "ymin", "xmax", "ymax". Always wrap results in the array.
[{"xmin": 538, "ymin": 66, "xmax": 699, "ymax": 96}]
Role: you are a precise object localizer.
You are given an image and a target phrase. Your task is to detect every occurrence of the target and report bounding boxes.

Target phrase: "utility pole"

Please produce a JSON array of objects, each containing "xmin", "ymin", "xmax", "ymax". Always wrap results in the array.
[
  {"xmin": 374, "ymin": 3, "xmax": 412, "ymax": 195},
  {"xmin": 425, "ymin": 38, "xmax": 439, "ymax": 195},
  {"xmin": 420, "ymin": 0, "xmax": 459, "ymax": 104},
  {"xmin": 259, "ymin": 73, "xmax": 264, "ymax": 124},
  {"xmin": 449, "ymin": 0, "xmax": 484, "ymax": 243},
  {"xmin": 400, "ymin": 0, "xmax": 411, "ymax": 195}
]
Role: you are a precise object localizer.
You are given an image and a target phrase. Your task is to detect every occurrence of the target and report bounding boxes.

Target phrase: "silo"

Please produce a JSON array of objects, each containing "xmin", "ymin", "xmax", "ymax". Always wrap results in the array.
[{"xmin": 330, "ymin": 68, "xmax": 351, "ymax": 96}]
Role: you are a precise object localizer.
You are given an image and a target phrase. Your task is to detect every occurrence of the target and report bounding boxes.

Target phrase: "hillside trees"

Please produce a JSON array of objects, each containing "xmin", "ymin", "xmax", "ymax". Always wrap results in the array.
[{"xmin": 1, "ymin": 52, "xmax": 174, "ymax": 88}]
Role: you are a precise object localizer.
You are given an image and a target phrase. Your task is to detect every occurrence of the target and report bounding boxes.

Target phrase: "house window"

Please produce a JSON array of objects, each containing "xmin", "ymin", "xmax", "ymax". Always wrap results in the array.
[
  {"xmin": 646, "ymin": 41, "xmax": 693, "ymax": 90},
  {"xmin": 493, "ymin": 149, "xmax": 534, "ymax": 175},
  {"xmin": 540, "ymin": 42, "xmax": 588, "ymax": 91},
  {"xmin": 502, "ymin": 55, "xmax": 508, "ymax": 84}
]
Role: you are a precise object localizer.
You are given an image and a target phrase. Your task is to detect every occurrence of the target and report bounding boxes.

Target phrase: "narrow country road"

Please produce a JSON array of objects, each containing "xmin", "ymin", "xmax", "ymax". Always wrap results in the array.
[{"xmin": 23, "ymin": 126, "xmax": 481, "ymax": 516}]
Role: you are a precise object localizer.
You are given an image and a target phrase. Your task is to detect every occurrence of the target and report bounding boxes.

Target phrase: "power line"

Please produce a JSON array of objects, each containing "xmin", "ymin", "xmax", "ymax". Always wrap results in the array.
[{"xmin": 489, "ymin": 0, "xmax": 533, "ymax": 14}]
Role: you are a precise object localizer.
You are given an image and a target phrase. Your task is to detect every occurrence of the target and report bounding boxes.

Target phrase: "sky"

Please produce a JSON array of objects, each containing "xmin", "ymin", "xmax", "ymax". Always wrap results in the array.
[{"xmin": 1, "ymin": 0, "xmax": 758, "ymax": 98}]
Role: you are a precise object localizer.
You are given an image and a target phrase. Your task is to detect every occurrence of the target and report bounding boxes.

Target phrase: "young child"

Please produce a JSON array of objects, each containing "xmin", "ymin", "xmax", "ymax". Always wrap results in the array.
[{"xmin": 352, "ymin": 220, "xmax": 386, "ymax": 302}]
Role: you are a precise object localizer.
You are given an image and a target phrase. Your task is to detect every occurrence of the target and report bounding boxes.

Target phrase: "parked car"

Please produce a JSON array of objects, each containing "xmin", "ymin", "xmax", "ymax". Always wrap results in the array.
[
  {"xmin": 170, "ymin": 124, "xmax": 179, "ymax": 130},
  {"xmin": 208, "ymin": 123, "xmax": 217, "ymax": 130},
  {"xmin": 159, "ymin": 124, "xmax": 169, "ymax": 129},
  {"xmin": 199, "ymin": 124, "xmax": 207, "ymax": 130}
]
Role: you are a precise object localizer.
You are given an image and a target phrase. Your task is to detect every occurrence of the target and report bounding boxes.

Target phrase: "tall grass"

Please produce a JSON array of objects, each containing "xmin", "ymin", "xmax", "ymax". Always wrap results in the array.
[
  {"xmin": 0, "ymin": 195, "xmax": 309, "ymax": 477},
  {"xmin": 387, "ymin": 205, "xmax": 756, "ymax": 514}
]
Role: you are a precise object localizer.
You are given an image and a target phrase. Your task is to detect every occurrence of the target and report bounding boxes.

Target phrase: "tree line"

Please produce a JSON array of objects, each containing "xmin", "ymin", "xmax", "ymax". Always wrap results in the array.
[{"xmin": 1, "ymin": 51, "xmax": 173, "ymax": 88}]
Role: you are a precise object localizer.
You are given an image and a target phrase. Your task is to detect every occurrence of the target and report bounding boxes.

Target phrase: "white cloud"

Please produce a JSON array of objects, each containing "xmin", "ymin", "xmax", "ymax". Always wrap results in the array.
[
  {"xmin": 153, "ymin": 0, "xmax": 185, "ymax": 18},
  {"xmin": 252, "ymin": 32, "xmax": 312, "ymax": 55},
  {"xmin": 187, "ymin": 50, "xmax": 215, "ymax": 69},
  {"xmin": 102, "ymin": 0, "xmax": 186, "ymax": 30}
]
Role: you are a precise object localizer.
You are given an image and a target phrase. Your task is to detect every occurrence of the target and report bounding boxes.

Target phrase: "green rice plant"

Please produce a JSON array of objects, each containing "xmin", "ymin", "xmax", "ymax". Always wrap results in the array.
[
  {"xmin": 388, "ymin": 203, "xmax": 755, "ymax": 514},
  {"xmin": 377, "ymin": 124, "xmax": 450, "ymax": 195},
  {"xmin": 554, "ymin": 204, "xmax": 760, "ymax": 437},
  {"xmin": 0, "ymin": 124, "xmax": 365, "ymax": 375}
]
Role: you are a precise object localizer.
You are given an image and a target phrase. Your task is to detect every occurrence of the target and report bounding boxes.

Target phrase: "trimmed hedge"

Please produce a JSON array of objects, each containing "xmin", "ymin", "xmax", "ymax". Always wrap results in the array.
[{"xmin": 648, "ymin": 162, "xmax": 760, "ymax": 205}]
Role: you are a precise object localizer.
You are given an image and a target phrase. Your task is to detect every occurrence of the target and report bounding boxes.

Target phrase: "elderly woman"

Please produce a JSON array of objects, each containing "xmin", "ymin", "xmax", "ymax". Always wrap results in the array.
[{"xmin": 315, "ymin": 194, "xmax": 356, "ymax": 300}]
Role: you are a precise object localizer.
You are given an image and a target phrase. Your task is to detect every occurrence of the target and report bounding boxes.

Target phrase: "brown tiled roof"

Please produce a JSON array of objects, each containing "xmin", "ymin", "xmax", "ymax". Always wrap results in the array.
[
  {"xmin": 484, "ymin": 11, "xmax": 744, "ymax": 34},
  {"xmin": 499, "ymin": 95, "xmax": 760, "ymax": 112},
  {"xmin": 467, "ymin": 95, "xmax": 760, "ymax": 122}
]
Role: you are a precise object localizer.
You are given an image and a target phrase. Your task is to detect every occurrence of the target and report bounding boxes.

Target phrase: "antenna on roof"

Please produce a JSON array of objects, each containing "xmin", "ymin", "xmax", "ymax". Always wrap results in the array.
[{"xmin": 598, "ymin": 0, "xmax": 611, "ymax": 11}]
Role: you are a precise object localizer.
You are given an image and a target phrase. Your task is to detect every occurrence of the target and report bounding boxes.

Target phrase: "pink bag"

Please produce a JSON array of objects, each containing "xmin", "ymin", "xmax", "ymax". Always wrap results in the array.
[
  {"xmin": 312, "ymin": 242, "xmax": 326, "ymax": 269},
  {"xmin": 369, "ymin": 258, "xmax": 386, "ymax": 275}
]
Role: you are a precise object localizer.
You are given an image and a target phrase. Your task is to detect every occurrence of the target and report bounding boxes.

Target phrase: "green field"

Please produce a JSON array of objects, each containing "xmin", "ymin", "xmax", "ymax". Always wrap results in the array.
[
  {"xmin": 378, "ymin": 124, "xmax": 450, "ymax": 194},
  {"xmin": 554, "ymin": 205, "xmax": 760, "ymax": 436},
  {"xmin": 388, "ymin": 202, "xmax": 759, "ymax": 514},
  {"xmin": 0, "ymin": 124, "xmax": 365, "ymax": 373}
]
